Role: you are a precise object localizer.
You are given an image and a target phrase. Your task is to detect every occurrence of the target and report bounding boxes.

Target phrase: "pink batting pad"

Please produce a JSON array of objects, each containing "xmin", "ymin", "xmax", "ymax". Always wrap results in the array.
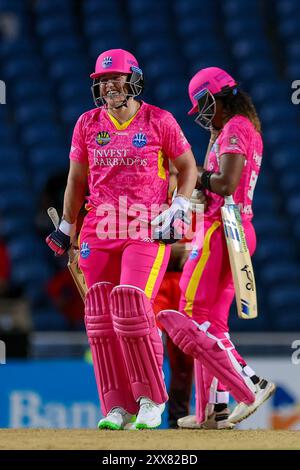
[
  {"xmin": 85, "ymin": 282, "xmax": 138, "ymax": 415},
  {"xmin": 157, "ymin": 310, "xmax": 255, "ymax": 405},
  {"xmin": 194, "ymin": 360, "xmax": 214, "ymax": 424},
  {"xmin": 111, "ymin": 285, "xmax": 168, "ymax": 405}
]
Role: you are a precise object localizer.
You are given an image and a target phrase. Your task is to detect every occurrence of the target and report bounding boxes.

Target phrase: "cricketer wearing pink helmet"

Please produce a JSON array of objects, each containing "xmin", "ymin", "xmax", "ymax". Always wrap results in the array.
[
  {"xmin": 46, "ymin": 49, "xmax": 198, "ymax": 430},
  {"xmin": 158, "ymin": 67, "xmax": 275, "ymax": 429}
]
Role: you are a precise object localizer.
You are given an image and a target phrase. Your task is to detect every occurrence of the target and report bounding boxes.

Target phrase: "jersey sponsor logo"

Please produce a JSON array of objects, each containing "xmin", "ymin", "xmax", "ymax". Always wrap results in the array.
[
  {"xmin": 102, "ymin": 56, "xmax": 112, "ymax": 68},
  {"xmin": 80, "ymin": 242, "xmax": 90, "ymax": 259},
  {"xmin": 132, "ymin": 132, "xmax": 147, "ymax": 148},
  {"xmin": 93, "ymin": 156, "xmax": 148, "ymax": 167},
  {"xmin": 93, "ymin": 148, "xmax": 128, "ymax": 158},
  {"xmin": 96, "ymin": 131, "xmax": 111, "ymax": 146}
]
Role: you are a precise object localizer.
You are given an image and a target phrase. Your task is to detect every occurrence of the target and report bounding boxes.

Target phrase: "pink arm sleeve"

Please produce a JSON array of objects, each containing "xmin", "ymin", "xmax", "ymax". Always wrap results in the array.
[
  {"xmin": 69, "ymin": 114, "xmax": 88, "ymax": 164},
  {"xmin": 161, "ymin": 112, "xmax": 191, "ymax": 160}
]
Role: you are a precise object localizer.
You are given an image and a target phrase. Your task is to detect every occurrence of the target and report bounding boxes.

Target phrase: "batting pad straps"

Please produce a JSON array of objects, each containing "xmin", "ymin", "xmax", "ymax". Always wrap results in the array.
[
  {"xmin": 111, "ymin": 285, "xmax": 168, "ymax": 405},
  {"xmin": 85, "ymin": 282, "xmax": 138, "ymax": 415}
]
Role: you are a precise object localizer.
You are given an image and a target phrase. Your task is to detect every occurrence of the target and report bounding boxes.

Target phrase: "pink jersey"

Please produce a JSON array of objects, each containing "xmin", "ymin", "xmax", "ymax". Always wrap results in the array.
[
  {"xmin": 205, "ymin": 115, "xmax": 263, "ymax": 221},
  {"xmin": 69, "ymin": 101, "xmax": 190, "ymax": 219}
]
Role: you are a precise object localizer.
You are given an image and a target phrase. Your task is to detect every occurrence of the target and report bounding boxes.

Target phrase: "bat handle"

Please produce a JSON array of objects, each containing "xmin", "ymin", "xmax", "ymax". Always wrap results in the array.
[{"xmin": 224, "ymin": 195, "xmax": 235, "ymax": 205}]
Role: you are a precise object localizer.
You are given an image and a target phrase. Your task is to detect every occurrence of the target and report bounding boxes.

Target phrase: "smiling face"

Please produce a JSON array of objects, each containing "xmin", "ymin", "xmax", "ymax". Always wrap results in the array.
[{"xmin": 98, "ymin": 73, "xmax": 129, "ymax": 109}]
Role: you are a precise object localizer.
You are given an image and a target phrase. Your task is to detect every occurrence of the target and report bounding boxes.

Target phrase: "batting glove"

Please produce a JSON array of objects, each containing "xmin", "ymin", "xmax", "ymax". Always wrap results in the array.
[
  {"xmin": 46, "ymin": 220, "xmax": 74, "ymax": 256},
  {"xmin": 151, "ymin": 195, "xmax": 191, "ymax": 244}
]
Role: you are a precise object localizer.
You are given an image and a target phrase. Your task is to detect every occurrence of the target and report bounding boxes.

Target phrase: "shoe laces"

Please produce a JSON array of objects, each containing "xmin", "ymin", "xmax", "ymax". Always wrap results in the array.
[{"xmin": 109, "ymin": 407, "xmax": 127, "ymax": 416}]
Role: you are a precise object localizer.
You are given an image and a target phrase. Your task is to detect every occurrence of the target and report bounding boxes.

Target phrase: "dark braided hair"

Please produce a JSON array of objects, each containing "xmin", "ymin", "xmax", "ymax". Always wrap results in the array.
[{"xmin": 220, "ymin": 89, "xmax": 261, "ymax": 133}]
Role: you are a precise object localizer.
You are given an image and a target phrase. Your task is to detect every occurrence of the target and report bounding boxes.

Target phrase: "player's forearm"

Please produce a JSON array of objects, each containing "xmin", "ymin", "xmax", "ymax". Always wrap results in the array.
[
  {"xmin": 207, "ymin": 173, "xmax": 236, "ymax": 197},
  {"xmin": 63, "ymin": 177, "xmax": 86, "ymax": 224},
  {"xmin": 176, "ymin": 164, "xmax": 198, "ymax": 199}
]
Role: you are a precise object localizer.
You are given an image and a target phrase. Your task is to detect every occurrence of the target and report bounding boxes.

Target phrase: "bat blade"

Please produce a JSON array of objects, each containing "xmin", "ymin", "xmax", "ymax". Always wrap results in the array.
[{"xmin": 221, "ymin": 200, "xmax": 257, "ymax": 320}]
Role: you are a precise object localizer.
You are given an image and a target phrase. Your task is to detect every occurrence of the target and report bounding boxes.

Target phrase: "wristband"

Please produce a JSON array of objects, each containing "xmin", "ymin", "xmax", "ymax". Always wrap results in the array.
[
  {"xmin": 200, "ymin": 171, "xmax": 214, "ymax": 191},
  {"xmin": 59, "ymin": 219, "xmax": 75, "ymax": 236}
]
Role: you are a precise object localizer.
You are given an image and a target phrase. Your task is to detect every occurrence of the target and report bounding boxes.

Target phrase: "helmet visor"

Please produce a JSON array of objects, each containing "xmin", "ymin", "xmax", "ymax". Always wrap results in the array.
[{"xmin": 193, "ymin": 88, "xmax": 216, "ymax": 130}]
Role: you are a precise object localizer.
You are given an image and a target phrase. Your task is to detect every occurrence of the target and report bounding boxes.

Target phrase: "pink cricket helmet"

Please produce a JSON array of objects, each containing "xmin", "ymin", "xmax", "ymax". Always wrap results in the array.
[
  {"xmin": 188, "ymin": 67, "xmax": 237, "ymax": 115},
  {"xmin": 90, "ymin": 49, "xmax": 140, "ymax": 79}
]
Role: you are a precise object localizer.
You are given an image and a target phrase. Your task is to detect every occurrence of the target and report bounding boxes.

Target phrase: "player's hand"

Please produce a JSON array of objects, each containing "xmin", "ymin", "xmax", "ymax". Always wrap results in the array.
[
  {"xmin": 46, "ymin": 229, "xmax": 71, "ymax": 256},
  {"xmin": 151, "ymin": 195, "xmax": 191, "ymax": 244}
]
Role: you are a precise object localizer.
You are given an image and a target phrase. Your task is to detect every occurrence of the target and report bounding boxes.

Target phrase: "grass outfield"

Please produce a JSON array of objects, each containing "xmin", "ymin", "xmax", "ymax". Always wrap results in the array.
[{"xmin": 0, "ymin": 429, "xmax": 299, "ymax": 450}]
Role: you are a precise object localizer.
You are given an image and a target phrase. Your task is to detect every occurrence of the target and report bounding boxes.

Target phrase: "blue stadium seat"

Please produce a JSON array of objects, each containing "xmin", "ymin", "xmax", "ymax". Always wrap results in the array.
[
  {"xmin": 286, "ymin": 195, "xmax": 300, "ymax": 217},
  {"xmin": 36, "ymin": 16, "xmax": 75, "ymax": 37},
  {"xmin": 49, "ymin": 57, "xmax": 88, "ymax": 81},
  {"xmin": 13, "ymin": 79, "xmax": 51, "ymax": 102},
  {"xmin": 238, "ymin": 61, "xmax": 275, "ymax": 83},
  {"xmin": 224, "ymin": 18, "xmax": 264, "ymax": 40},
  {"xmin": 15, "ymin": 102, "xmax": 56, "ymax": 125},
  {"xmin": 174, "ymin": 0, "xmax": 216, "ymax": 18},
  {"xmin": 177, "ymin": 17, "xmax": 214, "ymax": 39},
  {"xmin": 0, "ymin": 146, "xmax": 21, "ymax": 165},
  {"xmin": 264, "ymin": 126, "xmax": 300, "ymax": 148},
  {"xmin": 43, "ymin": 36, "xmax": 82, "ymax": 59},
  {"xmin": 254, "ymin": 216, "xmax": 288, "ymax": 238},
  {"xmin": 22, "ymin": 124, "xmax": 65, "ymax": 148},
  {"xmin": 260, "ymin": 262, "xmax": 300, "ymax": 287},
  {"xmin": 277, "ymin": 0, "xmax": 300, "ymax": 16},
  {"xmin": 84, "ymin": 16, "xmax": 123, "ymax": 38},
  {"xmin": 132, "ymin": 16, "xmax": 170, "ymax": 37},
  {"xmin": 34, "ymin": 0, "xmax": 73, "ymax": 15},
  {"xmin": 271, "ymin": 147, "xmax": 300, "ymax": 172},
  {"xmin": 268, "ymin": 286, "xmax": 300, "ymax": 327},
  {"xmin": 29, "ymin": 145, "xmax": 69, "ymax": 171},
  {"xmin": 280, "ymin": 173, "xmax": 300, "ymax": 193},
  {"xmin": 83, "ymin": 0, "xmax": 120, "ymax": 17},
  {"xmin": 61, "ymin": 103, "xmax": 91, "ymax": 125},
  {"xmin": 223, "ymin": 0, "xmax": 261, "ymax": 16},
  {"xmin": 0, "ymin": 0, "xmax": 26, "ymax": 13},
  {"xmin": 2, "ymin": 57, "xmax": 42, "ymax": 80},
  {"xmin": 279, "ymin": 17, "xmax": 300, "ymax": 40},
  {"xmin": 232, "ymin": 39, "xmax": 271, "ymax": 61},
  {"xmin": 250, "ymin": 81, "xmax": 290, "ymax": 105},
  {"xmin": 254, "ymin": 237, "xmax": 296, "ymax": 264}
]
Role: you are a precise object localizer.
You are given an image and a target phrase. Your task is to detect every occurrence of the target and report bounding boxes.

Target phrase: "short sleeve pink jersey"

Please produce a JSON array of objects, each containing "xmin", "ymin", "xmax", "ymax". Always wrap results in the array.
[
  {"xmin": 205, "ymin": 115, "xmax": 263, "ymax": 221},
  {"xmin": 69, "ymin": 101, "xmax": 191, "ymax": 216}
]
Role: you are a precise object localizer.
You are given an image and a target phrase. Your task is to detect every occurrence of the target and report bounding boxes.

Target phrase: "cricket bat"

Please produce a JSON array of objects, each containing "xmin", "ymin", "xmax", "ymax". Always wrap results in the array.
[
  {"xmin": 221, "ymin": 196, "xmax": 257, "ymax": 319},
  {"xmin": 47, "ymin": 207, "xmax": 87, "ymax": 301}
]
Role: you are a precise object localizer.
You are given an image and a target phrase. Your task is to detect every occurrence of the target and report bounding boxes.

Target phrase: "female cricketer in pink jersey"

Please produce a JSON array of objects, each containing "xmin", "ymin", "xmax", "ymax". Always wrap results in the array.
[
  {"xmin": 158, "ymin": 67, "xmax": 275, "ymax": 429},
  {"xmin": 46, "ymin": 49, "xmax": 198, "ymax": 430}
]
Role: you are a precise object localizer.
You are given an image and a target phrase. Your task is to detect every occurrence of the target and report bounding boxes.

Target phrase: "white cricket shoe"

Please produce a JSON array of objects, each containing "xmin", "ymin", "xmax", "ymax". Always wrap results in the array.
[
  {"xmin": 177, "ymin": 415, "xmax": 202, "ymax": 429},
  {"xmin": 98, "ymin": 407, "xmax": 135, "ymax": 430},
  {"xmin": 229, "ymin": 379, "xmax": 276, "ymax": 424},
  {"xmin": 177, "ymin": 408, "xmax": 234, "ymax": 430},
  {"xmin": 135, "ymin": 397, "xmax": 165, "ymax": 429}
]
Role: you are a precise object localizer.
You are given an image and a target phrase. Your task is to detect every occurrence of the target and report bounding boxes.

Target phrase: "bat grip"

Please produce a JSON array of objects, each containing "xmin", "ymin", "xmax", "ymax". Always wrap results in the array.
[{"xmin": 224, "ymin": 195, "xmax": 235, "ymax": 205}]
